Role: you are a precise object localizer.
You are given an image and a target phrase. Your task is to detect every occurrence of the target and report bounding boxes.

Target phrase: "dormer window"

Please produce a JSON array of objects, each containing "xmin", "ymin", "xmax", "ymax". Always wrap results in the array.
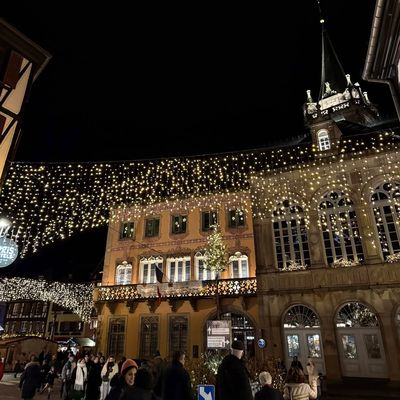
[{"xmin": 318, "ymin": 129, "xmax": 331, "ymax": 151}]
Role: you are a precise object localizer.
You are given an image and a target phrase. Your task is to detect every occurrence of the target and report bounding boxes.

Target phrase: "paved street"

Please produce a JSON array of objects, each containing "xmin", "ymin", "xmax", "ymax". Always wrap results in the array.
[
  {"xmin": 1, "ymin": 372, "xmax": 399, "ymax": 400},
  {"xmin": 0, "ymin": 373, "xmax": 61, "ymax": 400}
]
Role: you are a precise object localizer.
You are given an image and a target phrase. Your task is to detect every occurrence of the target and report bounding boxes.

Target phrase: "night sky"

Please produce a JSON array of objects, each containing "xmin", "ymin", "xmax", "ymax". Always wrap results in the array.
[{"xmin": 1, "ymin": 1, "xmax": 397, "ymax": 280}]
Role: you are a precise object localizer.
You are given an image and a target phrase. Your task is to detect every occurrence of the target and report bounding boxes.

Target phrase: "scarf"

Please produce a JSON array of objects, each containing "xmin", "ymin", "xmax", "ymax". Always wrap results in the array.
[{"xmin": 74, "ymin": 364, "xmax": 87, "ymax": 391}]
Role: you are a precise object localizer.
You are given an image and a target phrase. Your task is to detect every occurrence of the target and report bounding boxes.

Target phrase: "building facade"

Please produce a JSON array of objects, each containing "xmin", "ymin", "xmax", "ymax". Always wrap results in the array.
[{"xmin": 94, "ymin": 193, "xmax": 258, "ymax": 360}]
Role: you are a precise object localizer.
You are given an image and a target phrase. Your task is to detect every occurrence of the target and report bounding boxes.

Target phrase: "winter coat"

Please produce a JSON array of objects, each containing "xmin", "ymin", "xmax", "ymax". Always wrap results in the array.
[
  {"xmin": 161, "ymin": 360, "xmax": 192, "ymax": 400},
  {"xmin": 19, "ymin": 361, "xmax": 41, "ymax": 399},
  {"xmin": 283, "ymin": 381, "xmax": 318, "ymax": 400},
  {"xmin": 106, "ymin": 375, "xmax": 129, "ymax": 400},
  {"xmin": 123, "ymin": 386, "xmax": 161, "ymax": 400},
  {"xmin": 86, "ymin": 362, "xmax": 103, "ymax": 400},
  {"xmin": 255, "ymin": 385, "xmax": 284, "ymax": 400},
  {"xmin": 216, "ymin": 354, "xmax": 253, "ymax": 400}
]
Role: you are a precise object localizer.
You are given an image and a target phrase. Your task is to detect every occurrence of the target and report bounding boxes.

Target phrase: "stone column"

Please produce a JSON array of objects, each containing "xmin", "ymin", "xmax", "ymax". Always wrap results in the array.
[{"xmin": 319, "ymin": 315, "xmax": 341, "ymax": 380}]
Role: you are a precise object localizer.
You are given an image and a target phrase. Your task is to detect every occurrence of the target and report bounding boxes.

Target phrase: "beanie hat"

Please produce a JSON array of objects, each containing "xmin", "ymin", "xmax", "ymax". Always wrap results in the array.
[
  {"xmin": 121, "ymin": 359, "xmax": 138, "ymax": 376},
  {"xmin": 231, "ymin": 340, "xmax": 244, "ymax": 351}
]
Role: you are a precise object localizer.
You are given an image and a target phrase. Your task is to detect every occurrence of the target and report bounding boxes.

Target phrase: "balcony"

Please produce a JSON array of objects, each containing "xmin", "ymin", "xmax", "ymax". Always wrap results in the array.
[{"xmin": 95, "ymin": 277, "xmax": 257, "ymax": 302}]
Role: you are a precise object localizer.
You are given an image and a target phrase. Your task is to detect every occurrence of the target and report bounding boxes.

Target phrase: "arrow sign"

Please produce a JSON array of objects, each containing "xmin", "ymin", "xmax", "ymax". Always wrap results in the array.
[{"xmin": 198, "ymin": 385, "xmax": 215, "ymax": 400}]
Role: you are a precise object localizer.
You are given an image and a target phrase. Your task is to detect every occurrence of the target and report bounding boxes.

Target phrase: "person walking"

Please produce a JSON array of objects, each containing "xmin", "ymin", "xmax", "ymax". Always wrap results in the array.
[
  {"xmin": 19, "ymin": 356, "xmax": 42, "ymax": 400},
  {"xmin": 255, "ymin": 371, "xmax": 283, "ymax": 400},
  {"xmin": 216, "ymin": 340, "xmax": 253, "ymax": 400},
  {"xmin": 106, "ymin": 359, "xmax": 138, "ymax": 400},
  {"xmin": 283, "ymin": 367, "xmax": 318, "ymax": 400},
  {"xmin": 161, "ymin": 351, "xmax": 192, "ymax": 400}
]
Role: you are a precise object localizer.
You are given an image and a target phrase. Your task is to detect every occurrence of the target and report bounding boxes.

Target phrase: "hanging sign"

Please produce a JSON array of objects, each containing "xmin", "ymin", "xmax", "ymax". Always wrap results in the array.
[
  {"xmin": 206, "ymin": 320, "xmax": 232, "ymax": 349},
  {"xmin": 0, "ymin": 238, "xmax": 19, "ymax": 267}
]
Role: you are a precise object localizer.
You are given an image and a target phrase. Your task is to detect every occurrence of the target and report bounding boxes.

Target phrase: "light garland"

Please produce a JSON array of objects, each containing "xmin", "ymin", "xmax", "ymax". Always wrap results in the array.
[
  {"xmin": 386, "ymin": 253, "xmax": 400, "ymax": 263},
  {"xmin": 281, "ymin": 260, "xmax": 307, "ymax": 271},
  {"xmin": 0, "ymin": 130, "xmax": 399, "ymax": 256},
  {"xmin": 332, "ymin": 258, "xmax": 360, "ymax": 268},
  {"xmin": 0, "ymin": 277, "xmax": 94, "ymax": 321}
]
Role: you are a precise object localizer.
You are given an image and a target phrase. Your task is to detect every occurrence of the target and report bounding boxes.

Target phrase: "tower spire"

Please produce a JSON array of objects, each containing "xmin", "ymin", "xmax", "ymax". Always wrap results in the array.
[{"xmin": 316, "ymin": 1, "xmax": 347, "ymax": 100}]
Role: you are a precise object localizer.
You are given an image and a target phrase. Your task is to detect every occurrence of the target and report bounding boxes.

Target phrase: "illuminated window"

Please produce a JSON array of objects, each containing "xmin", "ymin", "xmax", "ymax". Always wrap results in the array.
[
  {"xmin": 273, "ymin": 200, "xmax": 310, "ymax": 270},
  {"xmin": 284, "ymin": 305, "xmax": 320, "ymax": 328},
  {"xmin": 139, "ymin": 256, "xmax": 163, "ymax": 283},
  {"xmin": 167, "ymin": 256, "xmax": 191, "ymax": 282},
  {"xmin": 115, "ymin": 261, "xmax": 132, "ymax": 285},
  {"xmin": 120, "ymin": 221, "xmax": 134, "ymax": 239},
  {"xmin": 229, "ymin": 253, "xmax": 249, "ymax": 278},
  {"xmin": 319, "ymin": 191, "xmax": 364, "ymax": 265},
  {"xmin": 195, "ymin": 251, "xmax": 215, "ymax": 281},
  {"xmin": 371, "ymin": 182, "xmax": 400, "ymax": 257},
  {"xmin": 318, "ymin": 129, "xmax": 331, "ymax": 151}
]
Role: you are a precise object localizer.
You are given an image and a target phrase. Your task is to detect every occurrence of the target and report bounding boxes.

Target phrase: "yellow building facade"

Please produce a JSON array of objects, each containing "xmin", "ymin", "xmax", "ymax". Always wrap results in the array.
[{"xmin": 95, "ymin": 193, "xmax": 259, "ymax": 361}]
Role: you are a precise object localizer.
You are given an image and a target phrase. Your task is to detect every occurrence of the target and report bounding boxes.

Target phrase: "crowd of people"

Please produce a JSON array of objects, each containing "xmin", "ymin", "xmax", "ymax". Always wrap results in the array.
[{"xmin": 15, "ymin": 343, "xmax": 325, "ymax": 400}]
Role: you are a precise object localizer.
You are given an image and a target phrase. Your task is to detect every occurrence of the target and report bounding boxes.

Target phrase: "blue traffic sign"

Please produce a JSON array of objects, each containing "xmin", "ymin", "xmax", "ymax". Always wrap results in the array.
[
  {"xmin": 258, "ymin": 338, "xmax": 266, "ymax": 349},
  {"xmin": 198, "ymin": 384, "xmax": 215, "ymax": 400}
]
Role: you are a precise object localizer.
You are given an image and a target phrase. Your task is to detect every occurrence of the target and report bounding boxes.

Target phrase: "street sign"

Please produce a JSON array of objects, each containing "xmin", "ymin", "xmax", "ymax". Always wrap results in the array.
[
  {"xmin": 258, "ymin": 338, "xmax": 266, "ymax": 349},
  {"xmin": 206, "ymin": 320, "xmax": 231, "ymax": 349},
  {"xmin": 198, "ymin": 384, "xmax": 215, "ymax": 400},
  {"xmin": 0, "ymin": 238, "xmax": 18, "ymax": 267}
]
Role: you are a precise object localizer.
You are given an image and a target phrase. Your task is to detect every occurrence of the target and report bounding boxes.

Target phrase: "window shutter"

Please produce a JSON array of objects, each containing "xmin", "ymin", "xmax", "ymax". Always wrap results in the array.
[{"xmin": 3, "ymin": 50, "xmax": 23, "ymax": 88}]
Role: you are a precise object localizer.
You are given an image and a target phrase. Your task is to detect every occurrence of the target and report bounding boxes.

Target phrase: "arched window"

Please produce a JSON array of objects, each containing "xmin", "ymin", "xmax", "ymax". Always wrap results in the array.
[
  {"xmin": 371, "ymin": 182, "xmax": 400, "ymax": 257},
  {"xmin": 194, "ymin": 251, "xmax": 215, "ymax": 281},
  {"xmin": 283, "ymin": 305, "xmax": 320, "ymax": 328},
  {"xmin": 317, "ymin": 130, "xmax": 331, "ymax": 151},
  {"xmin": 229, "ymin": 253, "xmax": 249, "ymax": 278},
  {"xmin": 139, "ymin": 256, "xmax": 163, "ymax": 284},
  {"xmin": 166, "ymin": 256, "xmax": 191, "ymax": 282},
  {"xmin": 115, "ymin": 261, "xmax": 132, "ymax": 285},
  {"xmin": 319, "ymin": 191, "xmax": 364, "ymax": 266},
  {"xmin": 273, "ymin": 200, "xmax": 310, "ymax": 270},
  {"xmin": 336, "ymin": 302, "xmax": 378, "ymax": 328},
  {"xmin": 220, "ymin": 312, "xmax": 255, "ymax": 357}
]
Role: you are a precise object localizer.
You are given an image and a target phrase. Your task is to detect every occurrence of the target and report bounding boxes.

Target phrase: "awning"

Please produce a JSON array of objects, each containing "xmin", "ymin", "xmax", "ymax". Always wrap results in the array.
[{"xmin": 62, "ymin": 337, "xmax": 96, "ymax": 347}]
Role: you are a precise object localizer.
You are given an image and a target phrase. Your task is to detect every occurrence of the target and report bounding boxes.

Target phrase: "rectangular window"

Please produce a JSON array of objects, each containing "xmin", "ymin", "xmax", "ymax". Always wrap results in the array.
[
  {"xmin": 201, "ymin": 211, "xmax": 218, "ymax": 231},
  {"xmin": 172, "ymin": 215, "xmax": 187, "ymax": 234},
  {"xmin": 140, "ymin": 316, "xmax": 159, "ymax": 359},
  {"xmin": 145, "ymin": 218, "xmax": 160, "ymax": 237},
  {"xmin": 120, "ymin": 222, "xmax": 135, "ymax": 239},
  {"xmin": 108, "ymin": 318, "xmax": 126, "ymax": 358},
  {"xmin": 169, "ymin": 315, "xmax": 188, "ymax": 355},
  {"xmin": 168, "ymin": 257, "xmax": 191, "ymax": 282},
  {"xmin": 228, "ymin": 209, "xmax": 245, "ymax": 228}
]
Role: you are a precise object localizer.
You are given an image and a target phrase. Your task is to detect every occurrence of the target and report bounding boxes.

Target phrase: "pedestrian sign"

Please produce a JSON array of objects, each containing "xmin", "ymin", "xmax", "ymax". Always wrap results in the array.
[
  {"xmin": 206, "ymin": 320, "xmax": 231, "ymax": 349},
  {"xmin": 198, "ymin": 384, "xmax": 215, "ymax": 400}
]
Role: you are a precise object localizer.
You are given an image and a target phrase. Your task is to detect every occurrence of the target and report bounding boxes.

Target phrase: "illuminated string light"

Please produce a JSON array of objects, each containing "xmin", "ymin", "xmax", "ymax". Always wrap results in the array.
[
  {"xmin": 0, "ymin": 131, "xmax": 398, "ymax": 257},
  {"xmin": 0, "ymin": 277, "xmax": 93, "ymax": 321}
]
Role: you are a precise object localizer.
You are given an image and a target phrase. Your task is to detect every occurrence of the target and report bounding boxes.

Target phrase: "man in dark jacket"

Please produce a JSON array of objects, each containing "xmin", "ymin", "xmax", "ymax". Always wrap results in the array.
[
  {"xmin": 216, "ymin": 340, "xmax": 253, "ymax": 400},
  {"xmin": 255, "ymin": 371, "xmax": 283, "ymax": 400},
  {"xmin": 162, "ymin": 351, "xmax": 192, "ymax": 400},
  {"xmin": 19, "ymin": 356, "xmax": 42, "ymax": 400}
]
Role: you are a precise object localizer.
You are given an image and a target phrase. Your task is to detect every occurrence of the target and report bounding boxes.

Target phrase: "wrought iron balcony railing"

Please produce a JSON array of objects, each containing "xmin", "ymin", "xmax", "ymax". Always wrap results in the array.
[{"xmin": 96, "ymin": 278, "xmax": 257, "ymax": 302}]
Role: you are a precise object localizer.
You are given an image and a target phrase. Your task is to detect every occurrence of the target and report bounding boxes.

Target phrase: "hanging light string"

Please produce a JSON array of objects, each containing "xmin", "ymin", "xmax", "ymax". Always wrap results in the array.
[
  {"xmin": 0, "ymin": 130, "xmax": 399, "ymax": 256},
  {"xmin": 0, "ymin": 277, "xmax": 93, "ymax": 321}
]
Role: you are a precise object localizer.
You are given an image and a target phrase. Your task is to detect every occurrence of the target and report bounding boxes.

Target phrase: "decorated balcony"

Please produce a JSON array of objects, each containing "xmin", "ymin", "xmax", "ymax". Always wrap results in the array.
[{"xmin": 95, "ymin": 277, "xmax": 257, "ymax": 302}]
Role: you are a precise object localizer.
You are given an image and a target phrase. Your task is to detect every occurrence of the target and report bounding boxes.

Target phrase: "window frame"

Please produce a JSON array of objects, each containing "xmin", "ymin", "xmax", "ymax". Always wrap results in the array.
[
  {"xmin": 317, "ymin": 129, "xmax": 331, "ymax": 151},
  {"xmin": 139, "ymin": 256, "xmax": 163, "ymax": 284},
  {"xmin": 229, "ymin": 253, "xmax": 249, "ymax": 278},
  {"xmin": 119, "ymin": 221, "xmax": 135, "ymax": 240},
  {"xmin": 228, "ymin": 208, "xmax": 245, "ymax": 229},
  {"xmin": 145, "ymin": 217, "xmax": 160, "ymax": 238},
  {"xmin": 201, "ymin": 210, "xmax": 218, "ymax": 232},
  {"xmin": 115, "ymin": 261, "xmax": 133, "ymax": 285},
  {"xmin": 167, "ymin": 256, "xmax": 191, "ymax": 282},
  {"xmin": 171, "ymin": 215, "xmax": 187, "ymax": 234},
  {"xmin": 194, "ymin": 251, "xmax": 216, "ymax": 281}
]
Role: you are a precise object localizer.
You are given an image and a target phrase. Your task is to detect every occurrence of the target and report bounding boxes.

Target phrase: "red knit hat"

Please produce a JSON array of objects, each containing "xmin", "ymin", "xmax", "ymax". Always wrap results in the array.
[{"xmin": 121, "ymin": 359, "xmax": 138, "ymax": 375}]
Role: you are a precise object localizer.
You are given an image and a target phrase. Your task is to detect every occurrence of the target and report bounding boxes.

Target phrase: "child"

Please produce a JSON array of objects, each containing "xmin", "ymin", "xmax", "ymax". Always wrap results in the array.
[{"xmin": 40, "ymin": 365, "xmax": 56, "ymax": 399}]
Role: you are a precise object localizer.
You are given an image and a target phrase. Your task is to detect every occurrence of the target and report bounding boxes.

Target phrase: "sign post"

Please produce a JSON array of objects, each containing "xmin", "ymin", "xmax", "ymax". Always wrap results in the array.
[
  {"xmin": 198, "ymin": 384, "xmax": 215, "ymax": 400},
  {"xmin": 206, "ymin": 320, "xmax": 231, "ymax": 350}
]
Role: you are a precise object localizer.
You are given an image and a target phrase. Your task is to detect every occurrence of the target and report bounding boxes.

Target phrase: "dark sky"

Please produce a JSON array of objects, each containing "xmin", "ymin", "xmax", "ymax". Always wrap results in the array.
[
  {"xmin": 1, "ymin": 1, "xmax": 396, "ymax": 280},
  {"xmin": 3, "ymin": 0, "xmax": 395, "ymax": 163}
]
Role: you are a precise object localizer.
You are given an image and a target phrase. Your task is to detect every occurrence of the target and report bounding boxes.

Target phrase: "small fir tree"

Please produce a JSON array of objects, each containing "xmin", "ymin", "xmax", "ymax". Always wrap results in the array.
[{"xmin": 203, "ymin": 224, "xmax": 229, "ymax": 319}]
